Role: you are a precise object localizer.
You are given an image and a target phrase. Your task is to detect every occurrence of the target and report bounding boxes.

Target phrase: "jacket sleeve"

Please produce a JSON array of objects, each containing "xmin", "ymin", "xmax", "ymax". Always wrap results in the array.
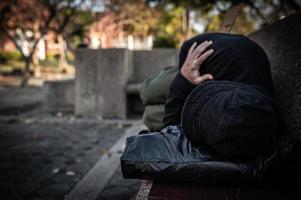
[
  {"xmin": 163, "ymin": 72, "xmax": 196, "ymax": 126},
  {"xmin": 163, "ymin": 40, "xmax": 195, "ymax": 127}
]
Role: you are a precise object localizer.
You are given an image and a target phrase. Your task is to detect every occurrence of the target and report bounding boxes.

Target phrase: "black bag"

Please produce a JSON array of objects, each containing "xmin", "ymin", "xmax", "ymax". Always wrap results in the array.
[{"xmin": 120, "ymin": 126, "xmax": 294, "ymax": 186}]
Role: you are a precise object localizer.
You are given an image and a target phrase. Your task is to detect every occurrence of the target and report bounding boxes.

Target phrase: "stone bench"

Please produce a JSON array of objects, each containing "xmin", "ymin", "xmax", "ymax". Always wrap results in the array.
[
  {"xmin": 74, "ymin": 48, "xmax": 179, "ymax": 118},
  {"xmin": 43, "ymin": 79, "xmax": 75, "ymax": 113},
  {"xmin": 43, "ymin": 81, "xmax": 141, "ymax": 114},
  {"xmin": 136, "ymin": 11, "xmax": 301, "ymax": 200},
  {"xmin": 126, "ymin": 83, "xmax": 142, "ymax": 95},
  {"xmin": 44, "ymin": 48, "xmax": 179, "ymax": 116}
]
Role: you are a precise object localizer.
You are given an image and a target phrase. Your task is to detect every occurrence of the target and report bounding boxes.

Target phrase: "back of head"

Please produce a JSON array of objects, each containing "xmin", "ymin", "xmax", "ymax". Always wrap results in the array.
[{"xmin": 179, "ymin": 33, "xmax": 274, "ymax": 94}]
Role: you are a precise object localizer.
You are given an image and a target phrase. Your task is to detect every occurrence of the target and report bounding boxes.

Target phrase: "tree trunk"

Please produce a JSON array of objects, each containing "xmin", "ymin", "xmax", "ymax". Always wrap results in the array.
[
  {"xmin": 63, "ymin": 33, "xmax": 75, "ymax": 53},
  {"xmin": 32, "ymin": 52, "xmax": 41, "ymax": 78},
  {"xmin": 58, "ymin": 34, "xmax": 68, "ymax": 72},
  {"xmin": 20, "ymin": 57, "xmax": 31, "ymax": 87},
  {"xmin": 183, "ymin": 0, "xmax": 191, "ymax": 40},
  {"xmin": 31, "ymin": 19, "xmax": 42, "ymax": 78},
  {"xmin": 58, "ymin": 34, "xmax": 74, "ymax": 75}
]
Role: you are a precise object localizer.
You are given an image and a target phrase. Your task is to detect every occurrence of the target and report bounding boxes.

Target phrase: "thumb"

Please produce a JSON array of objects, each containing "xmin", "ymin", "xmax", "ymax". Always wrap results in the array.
[{"xmin": 194, "ymin": 73, "xmax": 213, "ymax": 84}]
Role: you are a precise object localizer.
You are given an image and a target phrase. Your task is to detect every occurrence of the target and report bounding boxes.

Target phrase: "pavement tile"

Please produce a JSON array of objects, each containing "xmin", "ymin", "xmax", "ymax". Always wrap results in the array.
[
  {"xmin": 0, "ymin": 87, "xmax": 137, "ymax": 200},
  {"xmin": 13, "ymin": 182, "xmax": 41, "ymax": 194},
  {"xmin": 99, "ymin": 187, "xmax": 135, "ymax": 200},
  {"xmin": 38, "ymin": 183, "xmax": 70, "ymax": 196},
  {"xmin": 0, "ymin": 118, "xmax": 127, "ymax": 199},
  {"xmin": 97, "ymin": 166, "xmax": 140, "ymax": 200}
]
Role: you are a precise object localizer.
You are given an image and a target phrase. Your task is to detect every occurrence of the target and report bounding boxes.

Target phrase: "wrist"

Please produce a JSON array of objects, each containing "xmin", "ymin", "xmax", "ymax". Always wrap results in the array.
[
  {"xmin": 176, "ymin": 73, "xmax": 196, "ymax": 89},
  {"xmin": 180, "ymin": 69, "xmax": 198, "ymax": 85}
]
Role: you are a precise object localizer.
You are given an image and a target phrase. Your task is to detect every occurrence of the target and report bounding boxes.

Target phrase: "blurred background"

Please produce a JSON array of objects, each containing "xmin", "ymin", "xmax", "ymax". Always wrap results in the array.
[
  {"xmin": 0, "ymin": 1, "xmax": 300, "ymax": 200},
  {"xmin": 1, "ymin": 0, "xmax": 300, "ymax": 86}
]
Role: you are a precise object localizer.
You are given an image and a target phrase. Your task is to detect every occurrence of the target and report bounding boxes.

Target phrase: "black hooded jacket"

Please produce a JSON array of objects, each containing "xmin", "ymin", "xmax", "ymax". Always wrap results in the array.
[{"xmin": 163, "ymin": 33, "xmax": 275, "ymax": 127}]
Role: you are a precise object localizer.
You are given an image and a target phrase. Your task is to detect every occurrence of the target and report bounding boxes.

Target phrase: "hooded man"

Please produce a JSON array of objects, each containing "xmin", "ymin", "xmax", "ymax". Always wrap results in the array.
[{"xmin": 163, "ymin": 33, "xmax": 280, "ymax": 158}]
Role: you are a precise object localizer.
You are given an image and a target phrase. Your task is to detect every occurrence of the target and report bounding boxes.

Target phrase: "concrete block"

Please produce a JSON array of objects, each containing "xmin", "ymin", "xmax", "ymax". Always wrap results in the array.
[
  {"xmin": 43, "ymin": 79, "xmax": 75, "ymax": 112},
  {"xmin": 75, "ymin": 48, "xmax": 133, "ymax": 118},
  {"xmin": 131, "ymin": 49, "xmax": 179, "ymax": 83},
  {"xmin": 249, "ymin": 12, "xmax": 301, "ymax": 138}
]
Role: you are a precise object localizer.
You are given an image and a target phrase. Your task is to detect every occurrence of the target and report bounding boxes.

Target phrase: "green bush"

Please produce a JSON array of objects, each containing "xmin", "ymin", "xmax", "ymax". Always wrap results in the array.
[
  {"xmin": 39, "ymin": 58, "xmax": 59, "ymax": 68},
  {"xmin": 45, "ymin": 51, "xmax": 74, "ymax": 65},
  {"xmin": 0, "ymin": 51, "xmax": 22, "ymax": 63},
  {"xmin": 153, "ymin": 37, "xmax": 178, "ymax": 48}
]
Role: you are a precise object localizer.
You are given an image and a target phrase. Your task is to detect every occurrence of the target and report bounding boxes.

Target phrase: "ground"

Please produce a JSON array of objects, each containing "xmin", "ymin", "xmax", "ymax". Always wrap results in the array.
[{"xmin": 0, "ymin": 86, "xmax": 140, "ymax": 200}]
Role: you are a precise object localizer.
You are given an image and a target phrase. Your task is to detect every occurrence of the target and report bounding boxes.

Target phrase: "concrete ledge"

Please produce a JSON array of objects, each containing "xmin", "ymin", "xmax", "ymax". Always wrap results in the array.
[
  {"xmin": 75, "ymin": 49, "xmax": 133, "ymax": 118},
  {"xmin": 132, "ymin": 49, "xmax": 179, "ymax": 83},
  {"xmin": 43, "ymin": 79, "xmax": 75, "ymax": 112},
  {"xmin": 126, "ymin": 83, "xmax": 142, "ymax": 95},
  {"xmin": 74, "ymin": 48, "xmax": 179, "ymax": 118}
]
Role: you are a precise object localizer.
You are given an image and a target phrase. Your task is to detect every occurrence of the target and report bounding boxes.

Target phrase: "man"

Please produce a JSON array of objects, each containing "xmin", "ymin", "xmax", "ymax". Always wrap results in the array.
[
  {"xmin": 163, "ymin": 33, "xmax": 280, "ymax": 158},
  {"xmin": 121, "ymin": 34, "xmax": 287, "ymax": 183}
]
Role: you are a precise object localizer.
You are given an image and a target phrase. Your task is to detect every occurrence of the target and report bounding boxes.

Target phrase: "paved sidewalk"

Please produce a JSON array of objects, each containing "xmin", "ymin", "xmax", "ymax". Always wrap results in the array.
[
  {"xmin": 0, "ymin": 86, "xmax": 43, "ymax": 115},
  {"xmin": 97, "ymin": 165, "xmax": 139, "ymax": 200},
  {"xmin": 0, "ymin": 86, "xmax": 142, "ymax": 200},
  {"xmin": 0, "ymin": 116, "xmax": 142, "ymax": 200},
  {"xmin": 67, "ymin": 122, "xmax": 142, "ymax": 200}
]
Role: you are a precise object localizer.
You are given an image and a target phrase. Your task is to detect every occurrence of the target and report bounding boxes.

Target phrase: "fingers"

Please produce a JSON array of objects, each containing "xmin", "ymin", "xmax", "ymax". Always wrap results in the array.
[
  {"xmin": 188, "ymin": 42, "xmax": 197, "ymax": 55},
  {"xmin": 194, "ymin": 73, "xmax": 214, "ymax": 84},
  {"xmin": 191, "ymin": 40, "xmax": 213, "ymax": 58},
  {"xmin": 194, "ymin": 49, "xmax": 214, "ymax": 66},
  {"xmin": 180, "ymin": 40, "xmax": 214, "ymax": 85}
]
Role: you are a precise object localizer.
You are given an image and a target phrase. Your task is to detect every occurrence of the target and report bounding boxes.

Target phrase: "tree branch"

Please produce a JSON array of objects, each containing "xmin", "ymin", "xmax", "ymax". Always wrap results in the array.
[{"xmin": 244, "ymin": 0, "xmax": 268, "ymax": 25}]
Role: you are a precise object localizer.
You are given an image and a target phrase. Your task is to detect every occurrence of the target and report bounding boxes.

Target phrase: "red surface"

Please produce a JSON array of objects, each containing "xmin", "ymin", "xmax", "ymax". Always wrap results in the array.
[{"xmin": 148, "ymin": 183, "xmax": 299, "ymax": 200}]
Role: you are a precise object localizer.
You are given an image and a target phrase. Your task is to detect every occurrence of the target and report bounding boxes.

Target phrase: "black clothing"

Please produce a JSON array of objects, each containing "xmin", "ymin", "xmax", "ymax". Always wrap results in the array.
[
  {"xmin": 121, "ymin": 34, "xmax": 292, "ymax": 185},
  {"xmin": 120, "ymin": 125, "xmax": 279, "ymax": 184},
  {"xmin": 181, "ymin": 80, "xmax": 278, "ymax": 158},
  {"xmin": 163, "ymin": 33, "xmax": 275, "ymax": 127}
]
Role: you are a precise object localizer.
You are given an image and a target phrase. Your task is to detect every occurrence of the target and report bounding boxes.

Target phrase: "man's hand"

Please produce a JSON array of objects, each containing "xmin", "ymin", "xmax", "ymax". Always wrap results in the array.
[{"xmin": 181, "ymin": 40, "xmax": 214, "ymax": 85}]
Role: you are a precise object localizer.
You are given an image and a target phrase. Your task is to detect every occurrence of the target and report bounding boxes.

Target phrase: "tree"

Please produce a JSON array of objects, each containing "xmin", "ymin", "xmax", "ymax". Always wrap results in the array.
[
  {"xmin": 148, "ymin": 0, "xmax": 300, "ymax": 47},
  {"xmin": 0, "ymin": 0, "xmax": 86, "ymax": 86},
  {"xmin": 62, "ymin": 10, "xmax": 96, "ymax": 50},
  {"xmin": 100, "ymin": 0, "xmax": 160, "ymax": 39},
  {"xmin": 148, "ymin": 0, "xmax": 217, "ymax": 40},
  {"xmin": 48, "ymin": 2, "xmax": 97, "ymax": 74},
  {"xmin": 153, "ymin": 5, "xmax": 186, "ymax": 48}
]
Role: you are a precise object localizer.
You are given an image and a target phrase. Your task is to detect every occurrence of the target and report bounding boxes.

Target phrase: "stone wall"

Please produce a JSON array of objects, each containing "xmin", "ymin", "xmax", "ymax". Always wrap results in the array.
[
  {"xmin": 249, "ymin": 12, "xmax": 301, "ymax": 138},
  {"xmin": 43, "ymin": 79, "xmax": 74, "ymax": 112},
  {"xmin": 74, "ymin": 48, "xmax": 178, "ymax": 118},
  {"xmin": 75, "ymin": 49, "xmax": 133, "ymax": 118},
  {"xmin": 131, "ymin": 49, "xmax": 179, "ymax": 83}
]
